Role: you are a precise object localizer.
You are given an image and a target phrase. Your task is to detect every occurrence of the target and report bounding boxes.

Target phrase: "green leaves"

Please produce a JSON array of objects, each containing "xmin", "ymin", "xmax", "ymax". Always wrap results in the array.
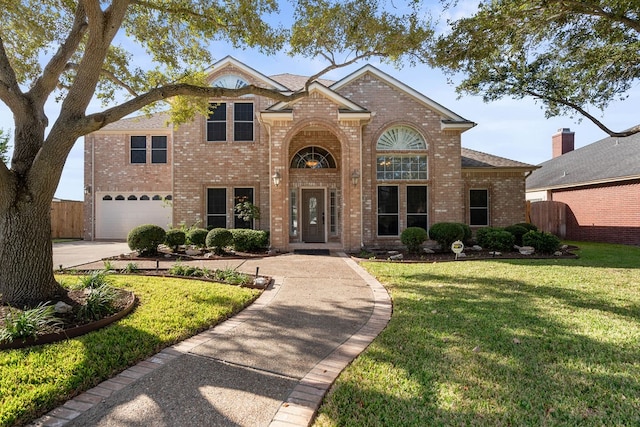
[
  {"xmin": 291, "ymin": 0, "xmax": 433, "ymax": 66},
  {"xmin": 430, "ymin": 0, "xmax": 640, "ymax": 136}
]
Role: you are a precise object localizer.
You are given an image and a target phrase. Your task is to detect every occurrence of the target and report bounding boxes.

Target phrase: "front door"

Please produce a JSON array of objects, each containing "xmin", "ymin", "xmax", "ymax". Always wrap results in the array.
[{"xmin": 302, "ymin": 189, "xmax": 325, "ymax": 243}]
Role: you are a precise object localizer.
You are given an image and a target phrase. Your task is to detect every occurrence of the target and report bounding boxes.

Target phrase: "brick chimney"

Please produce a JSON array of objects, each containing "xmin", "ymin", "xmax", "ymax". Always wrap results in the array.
[{"xmin": 552, "ymin": 128, "xmax": 574, "ymax": 158}]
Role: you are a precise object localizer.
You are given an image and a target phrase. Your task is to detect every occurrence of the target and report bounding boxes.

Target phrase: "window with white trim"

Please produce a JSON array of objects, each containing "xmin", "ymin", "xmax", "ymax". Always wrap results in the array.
[
  {"xmin": 470, "ymin": 189, "xmax": 489, "ymax": 226},
  {"xmin": 378, "ymin": 186, "xmax": 399, "ymax": 236},
  {"xmin": 130, "ymin": 136, "xmax": 146, "ymax": 164},
  {"xmin": 151, "ymin": 136, "xmax": 167, "ymax": 163},
  {"xmin": 234, "ymin": 102, "xmax": 254, "ymax": 141},
  {"xmin": 207, "ymin": 188, "xmax": 227, "ymax": 229},
  {"xmin": 233, "ymin": 187, "xmax": 254, "ymax": 229},
  {"xmin": 207, "ymin": 103, "xmax": 227, "ymax": 142},
  {"xmin": 407, "ymin": 186, "xmax": 428, "ymax": 230},
  {"xmin": 376, "ymin": 126, "xmax": 427, "ymax": 180}
]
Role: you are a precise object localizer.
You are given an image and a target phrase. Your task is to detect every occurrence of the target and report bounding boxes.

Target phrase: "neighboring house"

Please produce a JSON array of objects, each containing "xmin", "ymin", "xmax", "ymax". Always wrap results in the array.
[
  {"xmin": 84, "ymin": 56, "xmax": 536, "ymax": 251},
  {"xmin": 526, "ymin": 128, "xmax": 640, "ymax": 245}
]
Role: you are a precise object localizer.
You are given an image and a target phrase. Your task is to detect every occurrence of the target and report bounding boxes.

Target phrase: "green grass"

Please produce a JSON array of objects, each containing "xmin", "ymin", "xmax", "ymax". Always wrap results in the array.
[
  {"xmin": 315, "ymin": 242, "xmax": 640, "ymax": 426},
  {"xmin": 0, "ymin": 275, "xmax": 259, "ymax": 427}
]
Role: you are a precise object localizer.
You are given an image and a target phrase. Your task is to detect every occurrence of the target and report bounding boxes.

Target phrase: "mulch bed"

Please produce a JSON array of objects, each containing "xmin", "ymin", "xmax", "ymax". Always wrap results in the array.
[{"xmin": 352, "ymin": 246, "xmax": 579, "ymax": 262}]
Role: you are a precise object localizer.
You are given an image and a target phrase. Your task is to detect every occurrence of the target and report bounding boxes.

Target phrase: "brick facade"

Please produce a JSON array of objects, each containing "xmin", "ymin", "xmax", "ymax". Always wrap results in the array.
[
  {"xmin": 84, "ymin": 57, "xmax": 534, "ymax": 250},
  {"xmin": 551, "ymin": 180, "xmax": 640, "ymax": 245}
]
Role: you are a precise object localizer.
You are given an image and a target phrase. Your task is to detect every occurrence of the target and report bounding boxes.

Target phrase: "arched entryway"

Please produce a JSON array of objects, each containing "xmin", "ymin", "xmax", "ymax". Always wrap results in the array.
[{"xmin": 287, "ymin": 128, "xmax": 342, "ymax": 245}]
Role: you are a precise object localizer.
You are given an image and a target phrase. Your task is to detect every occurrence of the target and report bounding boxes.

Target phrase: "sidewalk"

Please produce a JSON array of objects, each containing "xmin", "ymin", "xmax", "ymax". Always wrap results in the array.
[{"xmin": 33, "ymin": 253, "xmax": 391, "ymax": 427}]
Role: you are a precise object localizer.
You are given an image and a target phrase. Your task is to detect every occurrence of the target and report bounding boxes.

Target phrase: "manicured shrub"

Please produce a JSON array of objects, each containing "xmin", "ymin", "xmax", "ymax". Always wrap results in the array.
[
  {"xmin": 475, "ymin": 227, "xmax": 499, "ymax": 248},
  {"xmin": 230, "ymin": 229, "xmax": 269, "ymax": 252},
  {"xmin": 480, "ymin": 228, "xmax": 515, "ymax": 252},
  {"xmin": 504, "ymin": 224, "xmax": 529, "ymax": 246},
  {"xmin": 401, "ymin": 227, "xmax": 428, "ymax": 254},
  {"xmin": 127, "ymin": 224, "xmax": 166, "ymax": 256},
  {"xmin": 428, "ymin": 222, "xmax": 465, "ymax": 251},
  {"xmin": 523, "ymin": 230, "xmax": 561, "ymax": 254},
  {"xmin": 457, "ymin": 223, "xmax": 473, "ymax": 243},
  {"xmin": 206, "ymin": 228, "xmax": 233, "ymax": 255},
  {"xmin": 515, "ymin": 222, "xmax": 538, "ymax": 232},
  {"xmin": 164, "ymin": 229, "xmax": 186, "ymax": 253},
  {"xmin": 186, "ymin": 228, "xmax": 208, "ymax": 248}
]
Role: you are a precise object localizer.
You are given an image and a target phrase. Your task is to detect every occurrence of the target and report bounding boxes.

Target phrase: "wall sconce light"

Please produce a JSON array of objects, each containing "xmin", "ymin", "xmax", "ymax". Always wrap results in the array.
[
  {"xmin": 84, "ymin": 185, "xmax": 92, "ymax": 195},
  {"xmin": 272, "ymin": 170, "xmax": 281, "ymax": 187},
  {"xmin": 351, "ymin": 169, "xmax": 360, "ymax": 186}
]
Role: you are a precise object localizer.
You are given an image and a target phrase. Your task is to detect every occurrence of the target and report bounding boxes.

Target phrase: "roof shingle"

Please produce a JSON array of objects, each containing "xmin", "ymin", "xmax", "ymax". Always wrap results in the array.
[{"xmin": 526, "ymin": 131, "xmax": 640, "ymax": 190}]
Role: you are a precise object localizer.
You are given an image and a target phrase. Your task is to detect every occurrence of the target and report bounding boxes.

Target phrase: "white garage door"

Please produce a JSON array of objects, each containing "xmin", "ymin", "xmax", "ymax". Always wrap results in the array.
[{"xmin": 96, "ymin": 193, "xmax": 173, "ymax": 240}]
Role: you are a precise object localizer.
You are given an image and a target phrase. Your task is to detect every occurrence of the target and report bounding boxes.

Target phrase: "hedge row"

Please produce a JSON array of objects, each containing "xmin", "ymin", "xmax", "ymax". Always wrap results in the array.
[{"xmin": 127, "ymin": 224, "xmax": 269, "ymax": 255}]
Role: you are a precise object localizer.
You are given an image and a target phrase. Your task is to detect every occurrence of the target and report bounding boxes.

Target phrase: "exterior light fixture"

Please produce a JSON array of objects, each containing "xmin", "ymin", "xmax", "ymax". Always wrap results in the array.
[
  {"xmin": 351, "ymin": 169, "xmax": 360, "ymax": 186},
  {"xmin": 84, "ymin": 185, "xmax": 92, "ymax": 195},
  {"xmin": 272, "ymin": 170, "xmax": 281, "ymax": 187}
]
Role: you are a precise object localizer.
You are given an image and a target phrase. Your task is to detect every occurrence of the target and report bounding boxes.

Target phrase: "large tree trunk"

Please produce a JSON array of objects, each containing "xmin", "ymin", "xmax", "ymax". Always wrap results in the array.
[{"xmin": 0, "ymin": 194, "xmax": 63, "ymax": 307}]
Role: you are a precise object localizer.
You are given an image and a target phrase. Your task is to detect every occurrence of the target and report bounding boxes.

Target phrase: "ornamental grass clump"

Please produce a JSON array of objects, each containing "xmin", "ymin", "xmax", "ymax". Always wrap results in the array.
[{"xmin": 0, "ymin": 303, "xmax": 62, "ymax": 343}]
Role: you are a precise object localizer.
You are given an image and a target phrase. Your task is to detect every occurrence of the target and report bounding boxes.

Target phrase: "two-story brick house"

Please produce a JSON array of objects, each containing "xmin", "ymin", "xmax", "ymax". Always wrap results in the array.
[{"xmin": 84, "ymin": 56, "xmax": 535, "ymax": 251}]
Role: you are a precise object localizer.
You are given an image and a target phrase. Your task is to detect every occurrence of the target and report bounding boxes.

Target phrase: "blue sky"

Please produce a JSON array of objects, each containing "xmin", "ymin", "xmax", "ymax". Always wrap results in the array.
[{"xmin": 1, "ymin": 1, "xmax": 638, "ymax": 201}]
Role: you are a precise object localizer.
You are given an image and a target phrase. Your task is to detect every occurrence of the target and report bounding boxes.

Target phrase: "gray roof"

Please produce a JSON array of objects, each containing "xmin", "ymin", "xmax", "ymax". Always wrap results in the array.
[
  {"xmin": 461, "ymin": 147, "xmax": 536, "ymax": 169},
  {"xmin": 269, "ymin": 73, "xmax": 335, "ymax": 91},
  {"xmin": 99, "ymin": 112, "xmax": 172, "ymax": 131},
  {"xmin": 526, "ymin": 131, "xmax": 640, "ymax": 190}
]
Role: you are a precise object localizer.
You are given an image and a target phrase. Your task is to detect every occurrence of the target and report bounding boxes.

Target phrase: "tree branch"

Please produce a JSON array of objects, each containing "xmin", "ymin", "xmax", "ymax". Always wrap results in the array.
[
  {"xmin": 304, "ymin": 50, "xmax": 385, "ymax": 90},
  {"xmin": 557, "ymin": 1, "xmax": 640, "ymax": 33},
  {"xmin": 524, "ymin": 89, "xmax": 640, "ymax": 137},
  {"xmin": 81, "ymin": 84, "xmax": 306, "ymax": 133},
  {"xmin": 0, "ymin": 34, "xmax": 24, "ymax": 111},
  {"xmin": 28, "ymin": 2, "xmax": 88, "ymax": 103},
  {"xmin": 60, "ymin": 0, "xmax": 130, "ymax": 118},
  {"xmin": 64, "ymin": 62, "xmax": 139, "ymax": 97}
]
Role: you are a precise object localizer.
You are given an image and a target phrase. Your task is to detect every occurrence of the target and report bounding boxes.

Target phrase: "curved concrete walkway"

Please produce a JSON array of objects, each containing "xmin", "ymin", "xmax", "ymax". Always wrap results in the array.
[{"xmin": 32, "ymin": 252, "xmax": 391, "ymax": 427}]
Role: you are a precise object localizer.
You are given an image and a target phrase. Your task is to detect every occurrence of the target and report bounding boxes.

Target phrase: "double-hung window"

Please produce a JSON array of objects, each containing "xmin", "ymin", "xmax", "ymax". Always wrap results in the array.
[
  {"xmin": 407, "ymin": 186, "xmax": 428, "ymax": 230},
  {"xmin": 234, "ymin": 102, "xmax": 254, "ymax": 141},
  {"xmin": 207, "ymin": 103, "xmax": 227, "ymax": 141},
  {"xmin": 233, "ymin": 187, "xmax": 254, "ymax": 229},
  {"xmin": 470, "ymin": 189, "xmax": 489, "ymax": 226},
  {"xmin": 378, "ymin": 186, "xmax": 399, "ymax": 236},
  {"xmin": 130, "ymin": 135, "xmax": 167, "ymax": 164},
  {"xmin": 151, "ymin": 136, "xmax": 167, "ymax": 163},
  {"xmin": 130, "ymin": 136, "xmax": 147, "ymax": 164},
  {"xmin": 207, "ymin": 188, "xmax": 227, "ymax": 229}
]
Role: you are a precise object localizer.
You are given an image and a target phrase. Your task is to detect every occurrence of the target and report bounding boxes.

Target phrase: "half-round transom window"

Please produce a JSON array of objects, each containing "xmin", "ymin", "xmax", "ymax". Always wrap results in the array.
[
  {"xmin": 377, "ymin": 126, "xmax": 426, "ymax": 150},
  {"xmin": 291, "ymin": 146, "xmax": 336, "ymax": 169}
]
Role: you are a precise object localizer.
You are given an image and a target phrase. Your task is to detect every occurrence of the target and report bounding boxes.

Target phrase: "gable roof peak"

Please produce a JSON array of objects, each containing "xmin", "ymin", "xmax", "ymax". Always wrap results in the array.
[{"xmin": 331, "ymin": 63, "xmax": 475, "ymax": 130}]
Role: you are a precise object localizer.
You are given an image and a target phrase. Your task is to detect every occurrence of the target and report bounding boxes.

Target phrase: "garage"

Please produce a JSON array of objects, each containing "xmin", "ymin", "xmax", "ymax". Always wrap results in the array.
[{"xmin": 95, "ymin": 192, "xmax": 173, "ymax": 240}]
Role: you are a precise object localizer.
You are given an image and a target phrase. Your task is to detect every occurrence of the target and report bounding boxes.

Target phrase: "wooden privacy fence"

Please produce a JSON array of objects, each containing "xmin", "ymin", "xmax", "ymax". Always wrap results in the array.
[
  {"xmin": 51, "ymin": 200, "xmax": 83, "ymax": 239},
  {"xmin": 527, "ymin": 200, "xmax": 567, "ymax": 238}
]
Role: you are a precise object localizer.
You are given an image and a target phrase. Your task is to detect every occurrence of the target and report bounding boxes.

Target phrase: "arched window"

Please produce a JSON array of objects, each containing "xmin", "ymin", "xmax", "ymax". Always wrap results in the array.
[
  {"xmin": 377, "ymin": 126, "xmax": 427, "ymax": 150},
  {"xmin": 115, "ymin": 195, "xmax": 125, "ymax": 200},
  {"xmin": 291, "ymin": 146, "xmax": 336, "ymax": 169},
  {"xmin": 376, "ymin": 126, "xmax": 428, "ymax": 181},
  {"xmin": 102, "ymin": 195, "xmax": 112, "ymax": 201},
  {"xmin": 152, "ymin": 195, "xmax": 162, "ymax": 200},
  {"xmin": 165, "ymin": 195, "xmax": 172, "ymax": 201},
  {"xmin": 140, "ymin": 195, "xmax": 150, "ymax": 200},
  {"xmin": 128, "ymin": 195, "xmax": 137, "ymax": 200}
]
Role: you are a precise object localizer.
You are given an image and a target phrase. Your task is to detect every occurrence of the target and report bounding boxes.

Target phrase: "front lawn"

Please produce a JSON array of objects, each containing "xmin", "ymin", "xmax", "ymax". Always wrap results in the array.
[
  {"xmin": 0, "ymin": 276, "xmax": 259, "ymax": 427},
  {"xmin": 315, "ymin": 242, "xmax": 640, "ymax": 426}
]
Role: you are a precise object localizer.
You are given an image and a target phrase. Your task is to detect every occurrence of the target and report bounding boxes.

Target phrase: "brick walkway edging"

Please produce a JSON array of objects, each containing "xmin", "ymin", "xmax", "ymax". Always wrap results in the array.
[
  {"xmin": 30, "ymin": 253, "xmax": 392, "ymax": 427},
  {"xmin": 268, "ymin": 253, "xmax": 392, "ymax": 427}
]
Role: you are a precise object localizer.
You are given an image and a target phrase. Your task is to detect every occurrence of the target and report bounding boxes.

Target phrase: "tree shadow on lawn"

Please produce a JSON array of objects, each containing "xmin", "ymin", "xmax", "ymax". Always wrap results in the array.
[{"xmin": 319, "ymin": 271, "xmax": 640, "ymax": 425}]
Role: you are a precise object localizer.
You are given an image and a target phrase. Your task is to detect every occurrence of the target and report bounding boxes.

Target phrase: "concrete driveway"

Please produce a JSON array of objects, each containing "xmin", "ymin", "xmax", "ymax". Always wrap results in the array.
[{"xmin": 52, "ymin": 241, "xmax": 131, "ymax": 269}]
